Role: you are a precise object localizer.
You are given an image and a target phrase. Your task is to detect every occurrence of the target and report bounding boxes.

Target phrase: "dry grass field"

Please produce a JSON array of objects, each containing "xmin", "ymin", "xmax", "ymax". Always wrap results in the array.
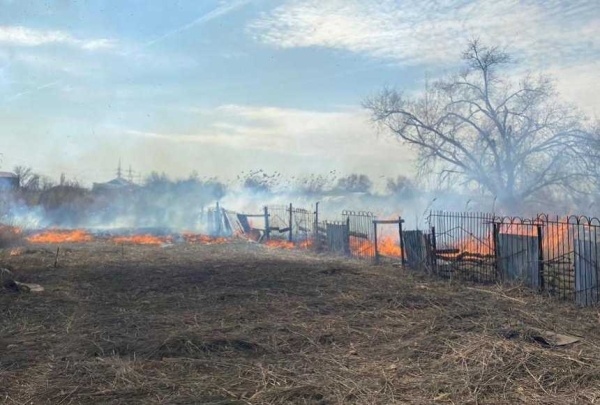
[{"xmin": 2, "ymin": 240, "xmax": 600, "ymax": 404}]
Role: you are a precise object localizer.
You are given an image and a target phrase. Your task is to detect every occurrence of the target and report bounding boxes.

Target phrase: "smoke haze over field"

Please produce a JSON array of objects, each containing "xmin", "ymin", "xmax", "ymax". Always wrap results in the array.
[{"xmin": 0, "ymin": 1, "xmax": 598, "ymax": 185}]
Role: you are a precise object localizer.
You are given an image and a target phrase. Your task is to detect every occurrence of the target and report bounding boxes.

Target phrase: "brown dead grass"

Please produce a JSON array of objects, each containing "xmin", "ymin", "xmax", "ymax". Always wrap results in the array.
[
  {"xmin": 1, "ymin": 240, "xmax": 600, "ymax": 404},
  {"xmin": 0, "ymin": 225, "xmax": 23, "ymax": 250}
]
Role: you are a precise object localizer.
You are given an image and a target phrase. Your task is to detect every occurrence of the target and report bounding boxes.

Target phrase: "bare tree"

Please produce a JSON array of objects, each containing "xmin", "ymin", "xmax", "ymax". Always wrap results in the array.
[
  {"xmin": 364, "ymin": 40, "xmax": 592, "ymax": 209},
  {"xmin": 13, "ymin": 166, "xmax": 42, "ymax": 191}
]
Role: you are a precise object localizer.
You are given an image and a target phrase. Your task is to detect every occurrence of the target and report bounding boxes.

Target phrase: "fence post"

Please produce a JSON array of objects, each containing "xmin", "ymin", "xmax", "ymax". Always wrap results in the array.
[
  {"xmin": 288, "ymin": 203, "xmax": 293, "ymax": 243},
  {"xmin": 264, "ymin": 206, "xmax": 270, "ymax": 240},
  {"xmin": 345, "ymin": 216, "xmax": 351, "ymax": 256},
  {"xmin": 207, "ymin": 208, "xmax": 213, "ymax": 235},
  {"xmin": 314, "ymin": 202, "xmax": 320, "ymax": 251},
  {"xmin": 374, "ymin": 221, "xmax": 379, "ymax": 264},
  {"xmin": 399, "ymin": 217, "xmax": 406, "ymax": 266},
  {"xmin": 537, "ymin": 224, "xmax": 544, "ymax": 291},
  {"xmin": 430, "ymin": 226, "xmax": 437, "ymax": 274},
  {"xmin": 216, "ymin": 202, "xmax": 222, "ymax": 237},
  {"xmin": 493, "ymin": 222, "xmax": 501, "ymax": 281}
]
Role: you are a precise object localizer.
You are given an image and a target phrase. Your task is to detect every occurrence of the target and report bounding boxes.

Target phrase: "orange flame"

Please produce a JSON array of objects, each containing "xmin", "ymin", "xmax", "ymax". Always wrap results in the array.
[
  {"xmin": 378, "ymin": 237, "xmax": 402, "ymax": 256},
  {"xmin": 27, "ymin": 229, "xmax": 94, "ymax": 244},
  {"xmin": 264, "ymin": 239, "xmax": 295, "ymax": 249},
  {"xmin": 349, "ymin": 236, "xmax": 402, "ymax": 257},
  {"xmin": 299, "ymin": 238, "xmax": 313, "ymax": 249},
  {"xmin": 446, "ymin": 219, "xmax": 573, "ymax": 260},
  {"xmin": 182, "ymin": 233, "xmax": 229, "ymax": 244},
  {"xmin": 112, "ymin": 235, "xmax": 172, "ymax": 245},
  {"xmin": 453, "ymin": 236, "xmax": 493, "ymax": 256}
]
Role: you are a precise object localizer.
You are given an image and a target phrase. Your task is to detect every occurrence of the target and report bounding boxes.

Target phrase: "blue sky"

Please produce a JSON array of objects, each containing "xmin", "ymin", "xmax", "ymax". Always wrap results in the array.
[{"xmin": 0, "ymin": 0, "xmax": 598, "ymax": 186}]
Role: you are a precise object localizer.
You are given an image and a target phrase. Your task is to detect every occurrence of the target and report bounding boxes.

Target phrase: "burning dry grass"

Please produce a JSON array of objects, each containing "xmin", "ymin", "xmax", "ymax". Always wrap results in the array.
[
  {"xmin": 111, "ymin": 234, "xmax": 173, "ymax": 245},
  {"xmin": 26, "ymin": 229, "xmax": 93, "ymax": 244},
  {"xmin": 181, "ymin": 233, "xmax": 229, "ymax": 245},
  {"xmin": 264, "ymin": 239, "xmax": 296, "ymax": 249},
  {"xmin": 2, "ymin": 241, "xmax": 600, "ymax": 404},
  {"xmin": 22, "ymin": 230, "xmax": 233, "ymax": 247}
]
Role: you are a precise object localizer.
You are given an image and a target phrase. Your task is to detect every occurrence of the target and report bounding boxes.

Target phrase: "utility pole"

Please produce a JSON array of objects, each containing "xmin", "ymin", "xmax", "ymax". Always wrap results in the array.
[
  {"xmin": 128, "ymin": 166, "xmax": 134, "ymax": 183},
  {"xmin": 116, "ymin": 159, "xmax": 123, "ymax": 179}
]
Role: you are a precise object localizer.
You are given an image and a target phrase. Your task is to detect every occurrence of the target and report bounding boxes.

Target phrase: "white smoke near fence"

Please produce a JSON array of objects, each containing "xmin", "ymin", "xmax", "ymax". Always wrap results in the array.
[{"xmin": 1, "ymin": 168, "xmax": 591, "ymax": 238}]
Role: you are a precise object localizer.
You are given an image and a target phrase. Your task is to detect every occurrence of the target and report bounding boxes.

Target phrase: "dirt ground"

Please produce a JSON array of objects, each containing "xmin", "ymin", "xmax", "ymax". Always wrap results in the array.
[{"xmin": 2, "ymin": 240, "xmax": 600, "ymax": 404}]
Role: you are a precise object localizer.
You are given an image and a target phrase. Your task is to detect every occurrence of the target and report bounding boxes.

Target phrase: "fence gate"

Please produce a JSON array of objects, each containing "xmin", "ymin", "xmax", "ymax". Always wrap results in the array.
[
  {"xmin": 428, "ymin": 211, "xmax": 496, "ymax": 282},
  {"xmin": 342, "ymin": 211, "xmax": 375, "ymax": 259},
  {"xmin": 291, "ymin": 207, "xmax": 315, "ymax": 245},
  {"xmin": 574, "ymin": 239, "xmax": 600, "ymax": 306},
  {"xmin": 372, "ymin": 218, "xmax": 405, "ymax": 264},
  {"xmin": 267, "ymin": 205, "xmax": 292, "ymax": 241}
]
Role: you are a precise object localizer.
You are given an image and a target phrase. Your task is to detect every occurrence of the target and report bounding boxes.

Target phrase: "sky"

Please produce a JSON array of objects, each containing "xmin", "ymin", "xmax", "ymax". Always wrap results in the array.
[{"xmin": 0, "ymin": 0, "xmax": 598, "ymax": 186}]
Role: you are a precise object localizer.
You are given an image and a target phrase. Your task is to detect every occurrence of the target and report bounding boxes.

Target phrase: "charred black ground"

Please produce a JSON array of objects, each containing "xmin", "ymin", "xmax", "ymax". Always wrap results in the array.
[{"xmin": 2, "ymin": 241, "xmax": 600, "ymax": 404}]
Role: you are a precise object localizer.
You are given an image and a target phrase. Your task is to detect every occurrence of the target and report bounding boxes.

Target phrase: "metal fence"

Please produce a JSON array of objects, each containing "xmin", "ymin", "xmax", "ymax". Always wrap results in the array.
[
  {"xmin": 342, "ymin": 210, "xmax": 376, "ymax": 259},
  {"xmin": 426, "ymin": 211, "xmax": 600, "ymax": 307},
  {"xmin": 429, "ymin": 211, "xmax": 497, "ymax": 283},
  {"xmin": 223, "ymin": 203, "xmax": 600, "ymax": 308},
  {"xmin": 223, "ymin": 204, "xmax": 600, "ymax": 308},
  {"xmin": 537, "ymin": 214, "xmax": 600, "ymax": 306},
  {"xmin": 265, "ymin": 204, "xmax": 316, "ymax": 245},
  {"xmin": 266, "ymin": 204, "xmax": 292, "ymax": 241},
  {"xmin": 291, "ymin": 207, "xmax": 316, "ymax": 245},
  {"xmin": 242, "ymin": 207, "xmax": 402, "ymax": 260}
]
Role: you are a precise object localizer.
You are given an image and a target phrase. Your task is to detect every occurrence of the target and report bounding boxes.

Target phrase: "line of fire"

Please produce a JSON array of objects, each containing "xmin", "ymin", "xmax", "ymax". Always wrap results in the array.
[{"xmin": 4, "ymin": 194, "xmax": 600, "ymax": 307}]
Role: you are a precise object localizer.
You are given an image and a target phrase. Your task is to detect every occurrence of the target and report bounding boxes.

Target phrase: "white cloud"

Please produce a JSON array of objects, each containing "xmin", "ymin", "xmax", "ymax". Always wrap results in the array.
[
  {"xmin": 143, "ymin": 0, "xmax": 251, "ymax": 47},
  {"xmin": 250, "ymin": 0, "xmax": 600, "ymax": 116},
  {"xmin": 0, "ymin": 26, "xmax": 115, "ymax": 50},
  {"xmin": 250, "ymin": 0, "xmax": 600, "ymax": 66}
]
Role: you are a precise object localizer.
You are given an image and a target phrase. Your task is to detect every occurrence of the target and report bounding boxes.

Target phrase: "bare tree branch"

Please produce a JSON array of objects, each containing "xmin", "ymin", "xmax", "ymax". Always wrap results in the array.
[{"xmin": 364, "ymin": 40, "xmax": 593, "ymax": 210}]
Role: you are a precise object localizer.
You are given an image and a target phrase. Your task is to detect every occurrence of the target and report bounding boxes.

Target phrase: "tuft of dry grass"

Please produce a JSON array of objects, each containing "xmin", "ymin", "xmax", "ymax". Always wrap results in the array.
[{"xmin": 1, "ymin": 241, "xmax": 600, "ymax": 404}]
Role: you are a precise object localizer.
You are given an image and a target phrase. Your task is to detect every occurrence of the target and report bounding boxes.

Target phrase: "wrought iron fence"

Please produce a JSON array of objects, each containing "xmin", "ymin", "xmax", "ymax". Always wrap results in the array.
[
  {"xmin": 427, "ymin": 211, "xmax": 600, "ymax": 307},
  {"xmin": 230, "ymin": 202, "xmax": 600, "ymax": 307},
  {"xmin": 429, "ymin": 211, "xmax": 496, "ymax": 283},
  {"xmin": 291, "ymin": 207, "xmax": 316, "ymax": 246},
  {"xmin": 266, "ymin": 205, "xmax": 290, "ymax": 239},
  {"xmin": 264, "ymin": 204, "xmax": 316, "ymax": 247},
  {"xmin": 536, "ymin": 214, "xmax": 600, "ymax": 306},
  {"xmin": 342, "ymin": 210, "xmax": 375, "ymax": 259}
]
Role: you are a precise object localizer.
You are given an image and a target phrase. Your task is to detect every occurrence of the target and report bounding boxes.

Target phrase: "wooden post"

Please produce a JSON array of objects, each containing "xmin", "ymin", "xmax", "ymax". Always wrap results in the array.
[
  {"xmin": 374, "ymin": 221, "xmax": 379, "ymax": 264},
  {"xmin": 288, "ymin": 203, "xmax": 293, "ymax": 243},
  {"xmin": 314, "ymin": 202, "xmax": 320, "ymax": 252},
  {"xmin": 54, "ymin": 247, "xmax": 60, "ymax": 268},
  {"xmin": 399, "ymin": 217, "xmax": 406, "ymax": 266},
  {"xmin": 216, "ymin": 202, "xmax": 222, "ymax": 237},
  {"xmin": 264, "ymin": 206, "xmax": 270, "ymax": 240}
]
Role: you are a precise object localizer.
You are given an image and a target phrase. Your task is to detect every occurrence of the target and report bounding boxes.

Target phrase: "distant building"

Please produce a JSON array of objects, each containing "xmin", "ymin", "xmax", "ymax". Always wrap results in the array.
[
  {"xmin": 0, "ymin": 172, "xmax": 18, "ymax": 191},
  {"xmin": 92, "ymin": 177, "xmax": 137, "ymax": 193}
]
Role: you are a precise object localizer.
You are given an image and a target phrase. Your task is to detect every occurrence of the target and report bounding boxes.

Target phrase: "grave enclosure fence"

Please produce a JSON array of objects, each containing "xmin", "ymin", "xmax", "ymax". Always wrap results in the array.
[
  {"xmin": 212, "ymin": 202, "xmax": 600, "ymax": 307},
  {"xmin": 427, "ymin": 212, "xmax": 600, "ymax": 307},
  {"xmin": 236, "ymin": 205, "xmax": 395, "ymax": 260}
]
